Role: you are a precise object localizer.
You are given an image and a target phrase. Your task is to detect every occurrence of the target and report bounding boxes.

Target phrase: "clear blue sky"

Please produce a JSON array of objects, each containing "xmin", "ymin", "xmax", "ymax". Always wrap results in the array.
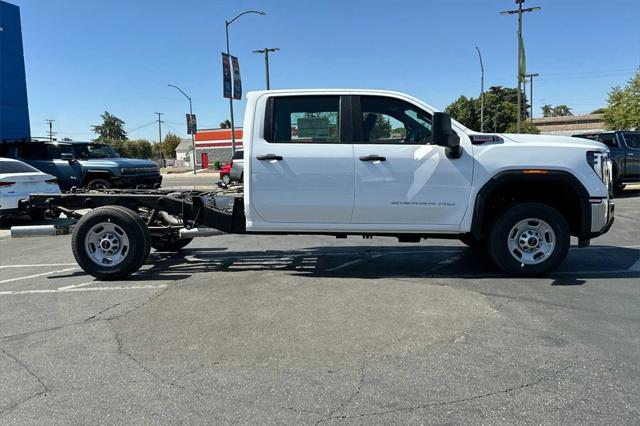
[{"xmin": 11, "ymin": 0, "xmax": 640, "ymax": 141}]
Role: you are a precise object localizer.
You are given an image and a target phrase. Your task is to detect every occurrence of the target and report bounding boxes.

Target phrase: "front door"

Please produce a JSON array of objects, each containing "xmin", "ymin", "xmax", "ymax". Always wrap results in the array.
[
  {"xmin": 621, "ymin": 132, "xmax": 640, "ymax": 179},
  {"xmin": 249, "ymin": 95, "xmax": 354, "ymax": 228},
  {"xmin": 18, "ymin": 143, "xmax": 82, "ymax": 190},
  {"xmin": 351, "ymin": 95, "xmax": 473, "ymax": 228}
]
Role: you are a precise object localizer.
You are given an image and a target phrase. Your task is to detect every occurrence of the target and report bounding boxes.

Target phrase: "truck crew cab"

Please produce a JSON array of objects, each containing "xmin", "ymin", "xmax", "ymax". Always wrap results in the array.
[{"xmin": 15, "ymin": 90, "xmax": 615, "ymax": 279}]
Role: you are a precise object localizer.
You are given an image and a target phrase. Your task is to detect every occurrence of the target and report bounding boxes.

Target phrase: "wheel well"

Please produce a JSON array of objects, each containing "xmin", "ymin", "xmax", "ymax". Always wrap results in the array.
[
  {"xmin": 472, "ymin": 172, "xmax": 589, "ymax": 240},
  {"xmin": 83, "ymin": 171, "xmax": 112, "ymax": 185}
]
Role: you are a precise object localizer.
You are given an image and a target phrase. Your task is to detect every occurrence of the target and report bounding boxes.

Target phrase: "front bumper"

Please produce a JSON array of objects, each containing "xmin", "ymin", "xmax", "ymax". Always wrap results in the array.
[
  {"xmin": 112, "ymin": 175, "xmax": 162, "ymax": 189},
  {"xmin": 589, "ymin": 198, "xmax": 615, "ymax": 237}
]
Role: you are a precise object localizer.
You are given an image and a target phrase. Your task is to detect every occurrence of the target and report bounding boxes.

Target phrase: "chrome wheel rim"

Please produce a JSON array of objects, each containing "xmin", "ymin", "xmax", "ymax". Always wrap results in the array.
[
  {"xmin": 507, "ymin": 218, "xmax": 556, "ymax": 265},
  {"xmin": 85, "ymin": 221, "xmax": 130, "ymax": 266},
  {"xmin": 222, "ymin": 175, "xmax": 230, "ymax": 184}
]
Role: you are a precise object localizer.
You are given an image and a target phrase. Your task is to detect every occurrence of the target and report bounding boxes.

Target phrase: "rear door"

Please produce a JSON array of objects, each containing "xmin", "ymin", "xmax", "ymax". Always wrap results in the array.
[
  {"xmin": 249, "ymin": 95, "xmax": 355, "ymax": 228},
  {"xmin": 351, "ymin": 95, "xmax": 473, "ymax": 228}
]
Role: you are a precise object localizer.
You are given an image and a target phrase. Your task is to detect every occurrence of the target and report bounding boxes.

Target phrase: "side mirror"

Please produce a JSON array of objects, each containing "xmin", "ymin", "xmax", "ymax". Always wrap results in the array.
[
  {"xmin": 61, "ymin": 153, "xmax": 76, "ymax": 163},
  {"xmin": 432, "ymin": 112, "xmax": 462, "ymax": 159}
]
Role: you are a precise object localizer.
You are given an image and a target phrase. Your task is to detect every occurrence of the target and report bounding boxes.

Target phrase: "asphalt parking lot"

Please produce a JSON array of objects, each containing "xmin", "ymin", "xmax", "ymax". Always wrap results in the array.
[{"xmin": 0, "ymin": 188, "xmax": 639, "ymax": 424}]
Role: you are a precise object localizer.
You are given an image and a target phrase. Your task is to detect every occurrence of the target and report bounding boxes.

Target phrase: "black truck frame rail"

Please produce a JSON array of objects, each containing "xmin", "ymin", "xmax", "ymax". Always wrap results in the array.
[{"xmin": 25, "ymin": 188, "xmax": 247, "ymax": 235}]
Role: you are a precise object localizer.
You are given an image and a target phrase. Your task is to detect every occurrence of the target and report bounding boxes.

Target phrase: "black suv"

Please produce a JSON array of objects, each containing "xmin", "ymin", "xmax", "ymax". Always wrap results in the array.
[
  {"xmin": 573, "ymin": 131, "xmax": 640, "ymax": 191},
  {"xmin": 1, "ymin": 141, "xmax": 162, "ymax": 191}
]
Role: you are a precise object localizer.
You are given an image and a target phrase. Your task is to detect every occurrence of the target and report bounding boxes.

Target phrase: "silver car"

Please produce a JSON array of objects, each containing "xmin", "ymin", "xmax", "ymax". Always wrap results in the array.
[{"xmin": 229, "ymin": 149, "xmax": 244, "ymax": 182}]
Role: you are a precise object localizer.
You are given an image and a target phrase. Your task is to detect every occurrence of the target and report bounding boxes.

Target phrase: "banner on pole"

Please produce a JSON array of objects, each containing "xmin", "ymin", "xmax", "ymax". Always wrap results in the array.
[
  {"xmin": 186, "ymin": 114, "xmax": 197, "ymax": 135},
  {"xmin": 221, "ymin": 53, "xmax": 232, "ymax": 98},
  {"xmin": 231, "ymin": 55, "xmax": 242, "ymax": 100},
  {"xmin": 518, "ymin": 33, "xmax": 526, "ymax": 83}
]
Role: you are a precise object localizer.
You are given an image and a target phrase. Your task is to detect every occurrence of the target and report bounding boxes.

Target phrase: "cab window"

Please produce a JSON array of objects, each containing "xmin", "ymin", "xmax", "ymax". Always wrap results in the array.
[
  {"xmin": 266, "ymin": 96, "xmax": 340, "ymax": 143},
  {"xmin": 622, "ymin": 132, "xmax": 640, "ymax": 149},
  {"xmin": 598, "ymin": 134, "xmax": 618, "ymax": 148},
  {"xmin": 357, "ymin": 96, "xmax": 432, "ymax": 144}
]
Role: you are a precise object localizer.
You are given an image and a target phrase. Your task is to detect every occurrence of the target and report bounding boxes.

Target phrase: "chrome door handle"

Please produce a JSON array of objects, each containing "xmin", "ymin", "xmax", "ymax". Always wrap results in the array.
[
  {"xmin": 359, "ymin": 154, "xmax": 386, "ymax": 162},
  {"xmin": 256, "ymin": 154, "xmax": 283, "ymax": 161}
]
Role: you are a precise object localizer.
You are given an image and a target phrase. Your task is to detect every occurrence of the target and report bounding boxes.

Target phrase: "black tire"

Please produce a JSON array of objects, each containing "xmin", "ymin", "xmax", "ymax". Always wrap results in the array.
[
  {"xmin": 488, "ymin": 202, "xmax": 570, "ymax": 276},
  {"xmin": 459, "ymin": 234, "xmax": 485, "ymax": 249},
  {"xmin": 72, "ymin": 206, "xmax": 150, "ymax": 280},
  {"xmin": 151, "ymin": 237, "xmax": 193, "ymax": 252},
  {"xmin": 87, "ymin": 178, "xmax": 112, "ymax": 189},
  {"xmin": 613, "ymin": 181, "xmax": 626, "ymax": 194}
]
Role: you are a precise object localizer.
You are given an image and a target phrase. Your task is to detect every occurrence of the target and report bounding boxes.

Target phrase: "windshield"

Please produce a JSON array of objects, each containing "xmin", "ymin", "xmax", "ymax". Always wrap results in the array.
[
  {"xmin": 622, "ymin": 132, "xmax": 640, "ymax": 149},
  {"xmin": 72, "ymin": 143, "xmax": 119, "ymax": 159}
]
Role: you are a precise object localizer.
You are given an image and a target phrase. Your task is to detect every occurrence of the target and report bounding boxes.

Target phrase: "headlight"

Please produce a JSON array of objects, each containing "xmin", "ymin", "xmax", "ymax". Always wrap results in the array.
[
  {"xmin": 586, "ymin": 151, "xmax": 611, "ymax": 185},
  {"xmin": 121, "ymin": 167, "xmax": 135, "ymax": 174}
]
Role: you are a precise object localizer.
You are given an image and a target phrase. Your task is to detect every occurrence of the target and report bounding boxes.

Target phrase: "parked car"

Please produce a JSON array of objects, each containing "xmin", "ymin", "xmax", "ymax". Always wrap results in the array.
[
  {"xmin": 0, "ymin": 157, "xmax": 61, "ymax": 221},
  {"xmin": 229, "ymin": 149, "xmax": 244, "ymax": 182},
  {"xmin": 219, "ymin": 162, "xmax": 231, "ymax": 184},
  {"xmin": 572, "ymin": 131, "xmax": 640, "ymax": 191},
  {"xmin": 0, "ymin": 141, "xmax": 162, "ymax": 191}
]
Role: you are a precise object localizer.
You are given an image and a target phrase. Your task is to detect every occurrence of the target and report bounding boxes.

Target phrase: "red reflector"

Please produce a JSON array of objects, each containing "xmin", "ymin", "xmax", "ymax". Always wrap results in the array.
[
  {"xmin": 522, "ymin": 169, "xmax": 549, "ymax": 175},
  {"xmin": 0, "ymin": 181, "xmax": 16, "ymax": 187}
]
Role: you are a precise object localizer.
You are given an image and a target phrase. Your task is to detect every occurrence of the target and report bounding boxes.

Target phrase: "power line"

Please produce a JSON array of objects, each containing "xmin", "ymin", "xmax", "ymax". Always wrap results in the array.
[{"xmin": 126, "ymin": 121, "xmax": 157, "ymax": 133}]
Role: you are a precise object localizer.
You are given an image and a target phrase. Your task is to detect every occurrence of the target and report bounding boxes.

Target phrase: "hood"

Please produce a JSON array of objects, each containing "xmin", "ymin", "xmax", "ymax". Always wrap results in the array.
[
  {"xmin": 78, "ymin": 158, "xmax": 159, "ymax": 168},
  {"xmin": 498, "ymin": 133, "xmax": 609, "ymax": 151}
]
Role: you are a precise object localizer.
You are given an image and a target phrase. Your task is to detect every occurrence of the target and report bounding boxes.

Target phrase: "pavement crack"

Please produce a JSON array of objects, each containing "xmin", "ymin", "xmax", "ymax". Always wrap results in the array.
[
  {"xmin": 316, "ymin": 355, "xmax": 368, "ymax": 424},
  {"xmin": 85, "ymin": 302, "xmax": 121, "ymax": 321},
  {"xmin": 0, "ymin": 348, "xmax": 49, "ymax": 416},
  {"xmin": 326, "ymin": 363, "xmax": 574, "ymax": 421}
]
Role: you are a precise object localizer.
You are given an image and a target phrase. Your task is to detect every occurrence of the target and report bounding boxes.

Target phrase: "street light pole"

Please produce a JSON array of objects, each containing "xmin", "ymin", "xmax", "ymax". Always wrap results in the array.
[
  {"xmin": 225, "ymin": 10, "xmax": 266, "ymax": 155},
  {"xmin": 475, "ymin": 46, "xmax": 484, "ymax": 132},
  {"xmin": 525, "ymin": 73, "xmax": 539, "ymax": 125},
  {"xmin": 253, "ymin": 48, "xmax": 280, "ymax": 90},
  {"xmin": 501, "ymin": 0, "xmax": 541, "ymax": 133},
  {"xmin": 168, "ymin": 84, "xmax": 196, "ymax": 174}
]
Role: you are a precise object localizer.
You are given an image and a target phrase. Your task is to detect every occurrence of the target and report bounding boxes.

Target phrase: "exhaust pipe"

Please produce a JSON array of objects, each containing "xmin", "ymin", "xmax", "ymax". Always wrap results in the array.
[
  {"xmin": 11, "ymin": 224, "xmax": 74, "ymax": 238},
  {"xmin": 179, "ymin": 227, "xmax": 225, "ymax": 239}
]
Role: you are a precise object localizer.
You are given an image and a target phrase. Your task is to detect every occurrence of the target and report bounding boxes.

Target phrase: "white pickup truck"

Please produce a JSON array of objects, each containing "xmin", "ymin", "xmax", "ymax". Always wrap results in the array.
[{"xmin": 16, "ymin": 89, "xmax": 615, "ymax": 279}]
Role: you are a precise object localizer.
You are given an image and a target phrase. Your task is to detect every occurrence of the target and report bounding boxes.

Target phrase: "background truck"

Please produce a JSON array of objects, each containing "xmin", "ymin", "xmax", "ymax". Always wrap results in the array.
[
  {"xmin": 13, "ymin": 89, "xmax": 614, "ymax": 279},
  {"xmin": 1, "ymin": 141, "xmax": 162, "ymax": 190},
  {"xmin": 572, "ymin": 131, "xmax": 640, "ymax": 191}
]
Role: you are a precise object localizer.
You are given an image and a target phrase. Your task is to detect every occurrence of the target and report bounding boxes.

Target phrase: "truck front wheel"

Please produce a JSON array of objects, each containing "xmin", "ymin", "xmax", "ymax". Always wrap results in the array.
[
  {"xmin": 488, "ymin": 202, "xmax": 569, "ymax": 276},
  {"xmin": 72, "ymin": 206, "xmax": 150, "ymax": 280}
]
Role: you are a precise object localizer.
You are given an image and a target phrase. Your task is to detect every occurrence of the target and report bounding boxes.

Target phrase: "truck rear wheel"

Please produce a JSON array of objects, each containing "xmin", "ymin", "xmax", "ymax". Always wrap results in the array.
[
  {"xmin": 87, "ymin": 178, "xmax": 112, "ymax": 189},
  {"xmin": 488, "ymin": 202, "xmax": 569, "ymax": 276},
  {"xmin": 72, "ymin": 206, "xmax": 150, "ymax": 280}
]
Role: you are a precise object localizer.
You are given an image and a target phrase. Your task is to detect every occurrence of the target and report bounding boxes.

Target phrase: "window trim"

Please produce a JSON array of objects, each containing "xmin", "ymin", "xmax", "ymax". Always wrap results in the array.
[
  {"xmin": 263, "ymin": 95, "xmax": 349, "ymax": 144},
  {"xmin": 351, "ymin": 95, "xmax": 435, "ymax": 145}
]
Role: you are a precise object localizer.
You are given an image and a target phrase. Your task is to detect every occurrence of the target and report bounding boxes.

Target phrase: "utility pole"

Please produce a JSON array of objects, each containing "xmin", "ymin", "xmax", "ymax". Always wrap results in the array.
[
  {"xmin": 155, "ymin": 112, "xmax": 163, "ymax": 145},
  {"xmin": 525, "ymin": 72, "xmax": 539, "ymax": 125},
  {"xmin": 501, "ymin": 0, "xmax": 541, "ymax": 133},
  {"xmin": 225, "ymin": 10, "xmax": 266, "ymax": 155},
  {"xmin": 475, "ymin": 46, "xmax": 484, "ymax": 132},
  {"xmin": 46, "ymin": 119, "xmax": 55, "ymax": 141},
  {"xmin": 252, "ymin": 48, "xmax": 280, "ymax": 90}
]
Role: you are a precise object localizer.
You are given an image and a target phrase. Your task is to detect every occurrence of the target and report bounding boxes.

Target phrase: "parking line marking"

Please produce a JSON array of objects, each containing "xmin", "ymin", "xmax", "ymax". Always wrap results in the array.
[
  {"xmin": 57, "ymin": 281, "xmax": 94, "ymax": 290},
  {"xmin": 0, "ymin": 267, "xmax": 80, "ymax": 285},
  {"xmin": 0, "ymin": 263, "xmax": 78, "ymax": 269},
  {"xmin": 0, "ymin": 284, "xmax": 168, "ymax": 296}
]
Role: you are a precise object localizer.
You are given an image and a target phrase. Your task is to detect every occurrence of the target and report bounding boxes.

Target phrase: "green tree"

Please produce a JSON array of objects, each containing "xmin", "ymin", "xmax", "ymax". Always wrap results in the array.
[
  {"xmin": 590, "ymin": 107, "xmax": 607, "ymax": 115},
  {"xmin": 542, "ymin": 104, "xmax": 573, "ymax": 117},
  {"xmin": 219, "ymin": 120, "xmax": 231, "ymax": 129},
  {"xmin": 445, "ymin": 95, "xmax": 480, "ymax": 130},
  {"xmin": 445, "ymin": 86, "xmax": 532, "ymax": 133},
  {"xmin": 369, "ymin": 115, "xmax": 392, "ymax": 140},
  {"xmin": 161, "ymin": 133, "xmax": 181, "ymax": 159},
  {"xmin": 603, "ymin": 69, "xmax": 640, "ymax": 131},
  {"xmin": 91, "ymin": 111, "xmax": 127, "ymax": 142},
  {"xmin": 119, "ymin": 139, "xmax": 153, "ymax": 159}
]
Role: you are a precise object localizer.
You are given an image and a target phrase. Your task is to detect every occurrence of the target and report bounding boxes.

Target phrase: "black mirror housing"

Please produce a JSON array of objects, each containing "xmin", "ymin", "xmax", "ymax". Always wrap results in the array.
[{"xmin": 432, "ymin": 112, "xmax": 462, "ymax": 158}]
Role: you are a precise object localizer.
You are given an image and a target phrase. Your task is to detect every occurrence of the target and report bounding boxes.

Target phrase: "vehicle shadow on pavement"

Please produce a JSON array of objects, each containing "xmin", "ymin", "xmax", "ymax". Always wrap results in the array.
[
  {"xmin": 614, "ymin": 189, "xmax": 640, "ymax": 199},
  {"xmin": 128, "ymin": 245, "xmax": 640, "ymax": 282}
]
